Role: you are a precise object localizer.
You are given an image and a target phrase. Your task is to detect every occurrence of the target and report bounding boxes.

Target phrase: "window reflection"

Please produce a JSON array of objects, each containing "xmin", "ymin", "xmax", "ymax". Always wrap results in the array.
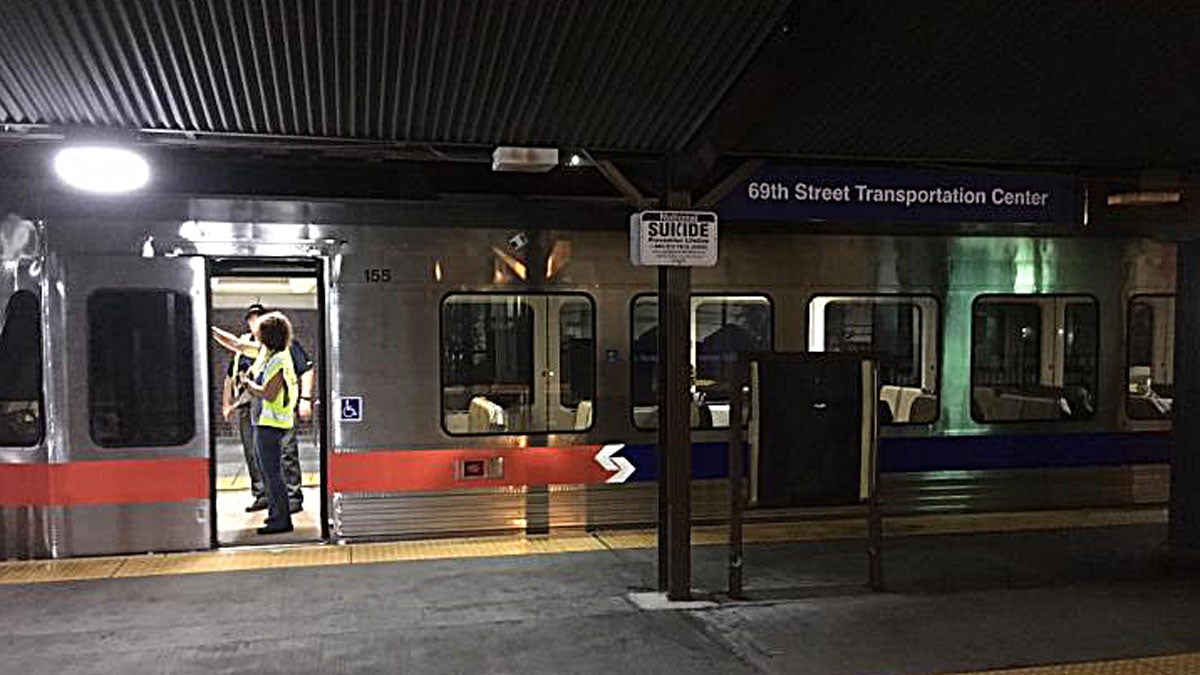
[
  {"xmin": 632, "ymin": 295, "xmax": 772, "ymax": 430},
  {"xmin": 1126, "ymin": 295, "xmax": 1174, "ymax": 419},
  {"xmin": 810, "ymin": 296, "xmax": 938, "ymax": 424},
  {"xmin": 971, "ymin": 295, "xmax": 1097, "ymax": 423},
  {"xmin": 441, "ymin": 294, "xmax": 594, "ymax": 435}
]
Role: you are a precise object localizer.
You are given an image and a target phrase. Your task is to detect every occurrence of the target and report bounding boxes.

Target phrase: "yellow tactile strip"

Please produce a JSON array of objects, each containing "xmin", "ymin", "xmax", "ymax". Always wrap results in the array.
[
  {"xmin": 948, "ymin": 652, "xmax": 1200, "ymax": 674},
  {"xmin": 216, "ymin": 472, "xmax": 320, "ymax": 491},
  {"xmin": 0, "ymin": 506, "xmax": 1167, "ymax": 586}
]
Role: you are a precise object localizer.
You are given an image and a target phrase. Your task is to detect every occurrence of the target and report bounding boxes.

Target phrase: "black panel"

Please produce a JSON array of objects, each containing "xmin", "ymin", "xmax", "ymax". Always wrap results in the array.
[
  {"xmin": 88, "ymin": 290, "xmax": 195, "ymax": 447},
  {"xmin": 754, "ymin": 353, "xmax": 865, "ymax": 508}
]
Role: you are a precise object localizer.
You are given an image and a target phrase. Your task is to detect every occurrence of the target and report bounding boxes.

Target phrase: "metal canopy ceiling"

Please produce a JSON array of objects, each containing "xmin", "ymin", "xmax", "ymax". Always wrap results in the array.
[
  {"xmin": 0, "ymin": 0, "xmax": 790, "ymax": 153},
  {"xmin": 722, "ymin": 0, "xmax": 1200, "ymax": 168},
  {"xmin": 0, "ymin": 0, "xmax": 1196, "ymax": 174}
]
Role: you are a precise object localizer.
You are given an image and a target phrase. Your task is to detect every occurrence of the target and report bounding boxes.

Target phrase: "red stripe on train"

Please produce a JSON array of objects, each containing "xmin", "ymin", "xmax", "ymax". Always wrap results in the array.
[
  {"xmin": 0, "ymin": 458, "xmax": 208, "ymax": 506},
  {"xmin": 328, "ymin": 445, "xmax": 611, "ymax": 493}
]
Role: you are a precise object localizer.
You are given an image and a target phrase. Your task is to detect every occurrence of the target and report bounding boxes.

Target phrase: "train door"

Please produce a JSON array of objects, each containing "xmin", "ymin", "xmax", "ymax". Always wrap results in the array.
[
  {"xmin": 208, "ymin": 259, "xmax": 325, "ymax": 546},
  {"xmin": 59, "ymin": 256, "xmax": 211, "ymax": 557},
  {"xmin": 538, "ymin": 295, "xmax": 596, "ymax": 432}
]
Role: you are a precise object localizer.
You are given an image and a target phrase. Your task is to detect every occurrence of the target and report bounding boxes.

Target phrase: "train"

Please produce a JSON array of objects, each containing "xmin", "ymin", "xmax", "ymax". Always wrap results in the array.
[{"xmin": 0, "ymin": 206, "xmax": 1175, "ymax": 559}]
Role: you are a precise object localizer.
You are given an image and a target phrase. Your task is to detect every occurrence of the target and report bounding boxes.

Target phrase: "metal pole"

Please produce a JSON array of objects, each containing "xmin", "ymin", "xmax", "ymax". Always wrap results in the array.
[
  {"xmin": 727, "ymin": 363, "xmax": 746, "ymax": 600},
  {"xmin": 657, "ymin": 188, "xmax": 693, "ymax": 601},
  {"xmin": 866, "ymin": 360, "xmax": 884, "ymax": 590},
  {"xmin": 1171, "ymin": 239, "xmax": 1200, "ymax": 555}
]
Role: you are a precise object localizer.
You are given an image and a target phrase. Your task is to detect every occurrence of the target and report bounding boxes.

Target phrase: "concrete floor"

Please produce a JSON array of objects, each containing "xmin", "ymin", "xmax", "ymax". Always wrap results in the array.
[{"xmin": 2, "ymin": 524, "xmax": 1198, "ymax": 675}]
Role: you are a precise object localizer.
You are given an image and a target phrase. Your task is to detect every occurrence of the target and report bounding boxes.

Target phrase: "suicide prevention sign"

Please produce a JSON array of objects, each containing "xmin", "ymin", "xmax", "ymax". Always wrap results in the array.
[{"xmin": 630, "ymin": 211, "xmax": 718, "ymax": 267}]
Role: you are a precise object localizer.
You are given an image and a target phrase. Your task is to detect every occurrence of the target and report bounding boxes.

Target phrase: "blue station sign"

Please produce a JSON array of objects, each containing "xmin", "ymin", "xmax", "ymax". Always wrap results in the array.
[{"xmin": 718, "ymin": 165, "xmax": 1079, "ymax": 226}]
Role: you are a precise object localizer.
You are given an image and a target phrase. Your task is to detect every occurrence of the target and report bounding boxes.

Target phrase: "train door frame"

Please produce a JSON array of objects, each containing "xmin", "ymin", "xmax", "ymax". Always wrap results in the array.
[{"xmin": 205, "ymin": 257, "xmax": 330, "ymax": 547}]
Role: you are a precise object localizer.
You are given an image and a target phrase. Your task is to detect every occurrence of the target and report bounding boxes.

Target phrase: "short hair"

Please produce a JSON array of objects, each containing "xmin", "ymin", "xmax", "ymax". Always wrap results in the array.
[
  {"xmin": 256, "ymin": 311, "xmax": 292, "ymax": 353},
  {"xmin": 245, "ymin": 303, "xmax": 266, "ymax": 321}
]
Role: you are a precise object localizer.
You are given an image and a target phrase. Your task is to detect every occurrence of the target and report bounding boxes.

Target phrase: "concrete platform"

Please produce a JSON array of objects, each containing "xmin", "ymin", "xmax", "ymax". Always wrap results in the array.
[{"xmin": 2, "ymin": 523, "xmax": 1198, "ymax": 674}]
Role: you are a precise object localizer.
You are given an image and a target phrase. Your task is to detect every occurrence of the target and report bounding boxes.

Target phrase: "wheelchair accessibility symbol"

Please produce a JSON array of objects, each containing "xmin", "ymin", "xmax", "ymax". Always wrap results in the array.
[{"xmin": 340, "ymin": 396, "xmax": 363, "ymax": 423}]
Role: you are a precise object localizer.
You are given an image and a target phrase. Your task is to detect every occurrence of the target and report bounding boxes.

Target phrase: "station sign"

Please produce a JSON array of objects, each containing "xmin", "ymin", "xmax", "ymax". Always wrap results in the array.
[
  {"xmin": 717, "ymin": 165, "xmax": 1079, "ymax": 226},
  {"xmin": 629, "ymin": 210, "xmax": 719, "ymax": 267}
]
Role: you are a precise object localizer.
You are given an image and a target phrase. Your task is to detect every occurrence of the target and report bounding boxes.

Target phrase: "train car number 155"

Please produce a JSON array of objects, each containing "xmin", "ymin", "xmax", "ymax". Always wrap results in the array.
[{"xmin": 363, "ymin": 268, "xmax": 393, "ymax": 283}]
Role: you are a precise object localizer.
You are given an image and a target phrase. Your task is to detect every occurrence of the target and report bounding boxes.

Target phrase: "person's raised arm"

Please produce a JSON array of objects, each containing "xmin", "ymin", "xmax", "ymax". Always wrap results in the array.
[{"xmin": 211, "ymin": 326, "xmax": 260, "ymax": 357}]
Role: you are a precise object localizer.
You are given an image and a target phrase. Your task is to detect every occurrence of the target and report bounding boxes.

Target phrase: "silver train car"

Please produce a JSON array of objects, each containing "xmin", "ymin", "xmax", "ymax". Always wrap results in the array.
[{"xmin": 0, "ymin": 209, "xmax": 1175, "ymax": 559}]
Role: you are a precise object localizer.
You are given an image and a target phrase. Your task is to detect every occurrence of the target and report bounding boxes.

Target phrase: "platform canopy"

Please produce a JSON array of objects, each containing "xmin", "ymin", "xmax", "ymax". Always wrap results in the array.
[{"xmin": 0, "ymin": 1, "xmax": 1197, "ymax": 196}]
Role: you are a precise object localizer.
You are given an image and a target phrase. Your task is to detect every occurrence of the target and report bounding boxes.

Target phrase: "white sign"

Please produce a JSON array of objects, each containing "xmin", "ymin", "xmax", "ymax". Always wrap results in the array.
[{"xmin": 630, "ymin": 211, "xmax": 718, "ymax": 267}]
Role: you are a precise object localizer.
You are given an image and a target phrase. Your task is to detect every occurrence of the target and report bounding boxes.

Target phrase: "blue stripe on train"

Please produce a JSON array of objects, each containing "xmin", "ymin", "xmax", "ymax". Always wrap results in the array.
[{"xmin": 618, "ymin": 432, "xmax": 1171, "ymax": 483}]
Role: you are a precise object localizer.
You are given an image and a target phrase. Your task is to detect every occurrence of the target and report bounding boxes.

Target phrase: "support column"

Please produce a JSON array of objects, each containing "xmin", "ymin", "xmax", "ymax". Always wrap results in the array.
[
  {"xmin": 1171, "ymin": 240, "xmax": 1200, "ymax": 554},
  {"xmin": 657, "ymin": 190, "xmax": 692, "ymax": 600}
]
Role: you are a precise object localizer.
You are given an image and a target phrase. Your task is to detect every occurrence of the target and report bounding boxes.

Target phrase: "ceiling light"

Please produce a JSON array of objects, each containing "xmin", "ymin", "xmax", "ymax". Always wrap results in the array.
[
  {"xmin": 492, "ymin": 146, "xmax": 558, "ymax": 172},
  {"xmin": 1106, "ymin": 190, "xmax": 1182, "ymax": 206},
  {"xmin": 54, "ymin": 145, "xmax": 150, "ymax": 193}
]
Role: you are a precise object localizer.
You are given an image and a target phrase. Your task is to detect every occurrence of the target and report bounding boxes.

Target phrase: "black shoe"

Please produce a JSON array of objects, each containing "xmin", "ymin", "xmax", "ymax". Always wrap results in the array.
[
  {"xmin": 289, "ymin": 501, "xmax": 303, "ymax": 514},
  {"xmin": 257, "ymin": 523, "xmax": 294, "ymax": 535},
  {"xmin": 245, "ymin": 498, "xmax": 269, "ymax": 513}
]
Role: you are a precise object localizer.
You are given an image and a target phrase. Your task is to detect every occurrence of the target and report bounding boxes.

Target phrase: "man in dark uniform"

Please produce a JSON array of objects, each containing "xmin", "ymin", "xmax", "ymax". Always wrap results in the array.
[
  {"xmin": 222, "ymin": 304, "xmax": 315, "ymax": 513},
  {"xmin": 281, "ymin": 328, "xmax": 315, "ymax": 513},
  {"xmin": 222, "ymin": 304, "xmax": 267, "ymax": 511}
]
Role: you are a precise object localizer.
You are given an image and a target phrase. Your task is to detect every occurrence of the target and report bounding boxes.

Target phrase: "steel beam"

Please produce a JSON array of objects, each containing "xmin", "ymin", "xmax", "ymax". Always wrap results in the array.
[
  {"xmin": 657, "ymin": 188, "xmax": 692, "ymax": 600},
  {"xmin": 1172, "ymin": 239, "xmax": 1200, "ymax": 555}
]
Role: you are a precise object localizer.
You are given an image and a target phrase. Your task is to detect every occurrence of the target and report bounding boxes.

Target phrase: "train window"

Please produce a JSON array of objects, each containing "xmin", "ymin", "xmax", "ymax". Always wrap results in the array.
[
  {"xmin": 0, "ymin": 290, "xmax": 43, "ymax": 446},
  {"xmin": 971, "ymin": 295, "xmax": 1098, "ymax": 423},
  {"xmin": 808, "ymin": 295, "xmax": 939, "ymax": 424},
  {"xmin": 558, "ymin": 298, "xmax": 595, "ymax": 411},
  {"xmin": 88, "ymin": 290, "xmax": 195, "ymax": 447},
  {"xmin": 441, "ymin": 294, "xmax": 594, "ymax": 435},
  {"xmin": 632, "ymin": 294, "xmax": 773, "ymax": 430},
  {"xmin": 1126, "ymin": 295, "xmax": 1174, "ymax": 420}
]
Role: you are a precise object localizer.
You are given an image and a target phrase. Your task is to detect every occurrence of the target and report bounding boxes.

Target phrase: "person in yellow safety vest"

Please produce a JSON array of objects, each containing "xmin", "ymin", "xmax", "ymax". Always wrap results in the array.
[{"xmin": 237, "ymin": 311, "xmax": 299, "ymax": 535}]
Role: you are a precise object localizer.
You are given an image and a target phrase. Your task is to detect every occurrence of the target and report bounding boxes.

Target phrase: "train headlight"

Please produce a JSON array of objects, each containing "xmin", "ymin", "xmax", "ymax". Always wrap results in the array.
[{"xmin": 54, "ymin": 146, "xmax": 150, "ymax": 193}]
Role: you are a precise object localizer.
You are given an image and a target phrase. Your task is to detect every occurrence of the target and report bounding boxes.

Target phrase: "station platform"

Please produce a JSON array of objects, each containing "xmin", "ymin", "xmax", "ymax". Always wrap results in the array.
[{"xmin": 1, "ymin": 509, "xmax": 1197, "ymax": 674}]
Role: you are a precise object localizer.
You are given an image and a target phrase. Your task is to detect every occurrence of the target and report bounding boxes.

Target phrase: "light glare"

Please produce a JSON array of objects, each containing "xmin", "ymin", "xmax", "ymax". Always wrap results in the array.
[{"xmin": 54, "ymin": 146, "xmax": 150, "ymax": 193}]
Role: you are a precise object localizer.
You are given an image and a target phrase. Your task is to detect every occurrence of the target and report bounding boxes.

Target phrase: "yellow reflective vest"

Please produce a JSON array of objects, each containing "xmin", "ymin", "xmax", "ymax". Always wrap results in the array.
[{"xmin": 255, "ymin": 348, "xmax": 298, "ymax": 429}]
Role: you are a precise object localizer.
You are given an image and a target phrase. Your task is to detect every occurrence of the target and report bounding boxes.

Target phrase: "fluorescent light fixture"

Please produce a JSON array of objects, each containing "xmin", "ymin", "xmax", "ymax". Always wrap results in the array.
[
  {"xmin": 1106, "ymin": 190, "xmax": 1182, "ymax": 206},
  {"xmin": 54, "ymin": 145, "xmax": 150, "ymax": 193},
  {"xmin": 492, "ymin": 146, "xmax": 558, "ymax": 172}
]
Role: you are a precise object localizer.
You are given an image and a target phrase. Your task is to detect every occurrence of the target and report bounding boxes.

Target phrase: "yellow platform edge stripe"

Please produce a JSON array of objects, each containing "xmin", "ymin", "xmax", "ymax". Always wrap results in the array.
[
  {"xmin": 946, "ymin": 650, "xmax": 1200, "ymax": 674},
  {"xmin": 216, "ymin": 472, "xmax": 320, "ymax": 491},
  {"xmin": 0, "ymin": 506, "xmax": 1167, "ymax": 586}
]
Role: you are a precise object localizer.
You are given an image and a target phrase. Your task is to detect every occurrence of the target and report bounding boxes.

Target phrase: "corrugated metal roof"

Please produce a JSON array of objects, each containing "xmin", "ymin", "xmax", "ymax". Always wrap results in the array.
[
  {"xmin": 0, "ymin": 0, "xmax": 791, "ymax": 152},
  {"xmin": 732, "ymin": 0, "xmax": 1200, "ymax": 167}
]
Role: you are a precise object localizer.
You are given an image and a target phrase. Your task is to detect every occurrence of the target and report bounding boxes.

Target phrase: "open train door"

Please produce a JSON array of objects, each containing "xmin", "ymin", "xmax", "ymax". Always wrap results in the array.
[{"xmin": 57, "ymin": 255, "xmax": 211, "ymax": 557}]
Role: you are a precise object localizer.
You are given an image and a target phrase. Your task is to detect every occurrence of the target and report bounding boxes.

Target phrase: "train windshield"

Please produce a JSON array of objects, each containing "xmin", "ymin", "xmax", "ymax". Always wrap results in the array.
[{"xmin": 0, "ymin": 290, "xmax": 43, "ymax": 446}]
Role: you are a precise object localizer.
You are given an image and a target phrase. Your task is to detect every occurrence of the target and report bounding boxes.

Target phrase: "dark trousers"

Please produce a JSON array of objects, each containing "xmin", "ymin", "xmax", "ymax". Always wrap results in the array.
[
  {"xmin": 281, "ymin": 426, "xmax": 303, "ymax": 505},
  {"xmin": 237, "ymin": 408, "xmax": 265, "ymax": 499},
  {"xmin": 255, "ymin": 425, "xmax": 292, "ymax": 528}
]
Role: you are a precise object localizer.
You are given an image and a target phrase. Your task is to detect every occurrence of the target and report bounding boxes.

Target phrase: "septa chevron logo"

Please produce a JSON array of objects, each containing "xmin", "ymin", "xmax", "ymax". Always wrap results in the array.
[{"xmin": 593, "ymin": 444, "xmax": 634, "ymax": 483}]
